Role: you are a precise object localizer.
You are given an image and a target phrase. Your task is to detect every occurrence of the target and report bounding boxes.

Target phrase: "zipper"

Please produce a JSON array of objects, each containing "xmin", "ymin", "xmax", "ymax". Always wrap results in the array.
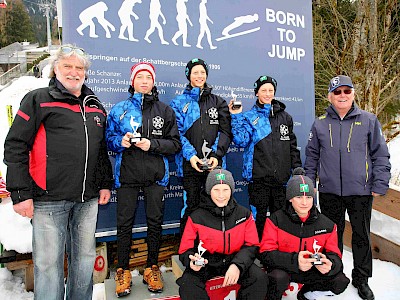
[
  {"xmin": 329, "ymin": 124, "xmax": 333, "ymax": 147},
  {"xmin": 79, "ymin": 96, "xmax": 90, "ymax": 202},
  {"xmin": 365, "ymin": 144, "xmax": 369, "ymax": 186},
  {"xmin": 222, "ymin": 208, "xmax": 226, "ymax": 254},
  {"xmin": 347, "ymin": 123, "xmax": 354, "ymax": 152},
  {"xmin": 298, "ymin": 223, "xmax": 304, "ymax": 252},
  {"xmin": 339, "ymin": 121, "xmax": 343, "ymax": 196}
]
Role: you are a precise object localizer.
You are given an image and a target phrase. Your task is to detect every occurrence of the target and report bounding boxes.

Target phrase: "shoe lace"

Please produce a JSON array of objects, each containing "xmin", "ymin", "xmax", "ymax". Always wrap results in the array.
[
  {"xmin": 116, "ymin": 270, "xmax": 129, "ymax": 285},
  {"xmin": 151, "ymin": 267, "xmax": 160, "ymax": 282}
]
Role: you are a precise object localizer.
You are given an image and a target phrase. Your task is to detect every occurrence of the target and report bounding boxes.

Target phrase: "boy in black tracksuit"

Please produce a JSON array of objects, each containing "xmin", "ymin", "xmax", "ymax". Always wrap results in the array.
[
  {"xmin": 177, "ymin": 168, "xmax": 268, "ymax": 300},
  {"xmin": 106, "ymin": 63, "xmax": 181, "ymax": 295},
  {"xmin": 259, "ymin": 168, "xmax": 349, "ymax": 300},
  {"xmin": 170, "ymin": 58, "xmax": 232, "ymax": 235},
  {"xmin": 229, "ymin": 75, "xmax": 301, "ymax": 239}
]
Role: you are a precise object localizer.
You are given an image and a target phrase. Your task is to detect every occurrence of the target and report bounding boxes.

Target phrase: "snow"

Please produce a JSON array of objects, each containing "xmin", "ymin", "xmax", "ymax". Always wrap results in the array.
[{"xmin": 0, "ymin": 76, "xmax": 400, "ymax": 299}]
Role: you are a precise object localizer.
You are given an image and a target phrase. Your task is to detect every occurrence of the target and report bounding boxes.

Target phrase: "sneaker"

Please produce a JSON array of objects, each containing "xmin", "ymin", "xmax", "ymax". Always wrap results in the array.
[
  {"xmin": 143, "ymin": 265, "xmax": 164, "ymax": 293},
  {"xmin": 352, "ymin": 281, "xmax": 375, "ymax": 300},
  {"xmin": 115, "ymin": 268, "xmax": 132, "ymax": 297}
]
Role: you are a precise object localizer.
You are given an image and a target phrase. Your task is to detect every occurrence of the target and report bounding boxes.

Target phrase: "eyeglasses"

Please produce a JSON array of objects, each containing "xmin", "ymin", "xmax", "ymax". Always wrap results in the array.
[
  {"xmin": 333, "ymin": 89, "xmax": 352, "ymax": 95},
  {"xmin": 60, "ymin": 46, "xmax": 86, "ymax": 56}
]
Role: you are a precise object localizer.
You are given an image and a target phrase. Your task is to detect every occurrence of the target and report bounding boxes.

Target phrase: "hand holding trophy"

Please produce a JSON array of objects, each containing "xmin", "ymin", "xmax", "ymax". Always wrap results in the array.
[{"xmin": 231, "ymin": 90, "xmax": 242, "ymax": 110}]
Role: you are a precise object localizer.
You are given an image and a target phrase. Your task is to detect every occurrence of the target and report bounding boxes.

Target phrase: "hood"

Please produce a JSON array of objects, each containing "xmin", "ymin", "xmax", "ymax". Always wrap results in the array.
[{"xmin": 199, "ymin": 190, "xmax": 237, "ymax": 218}]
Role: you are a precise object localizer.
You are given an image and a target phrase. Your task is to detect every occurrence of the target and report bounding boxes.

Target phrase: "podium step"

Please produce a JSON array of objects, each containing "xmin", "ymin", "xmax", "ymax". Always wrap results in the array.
[{"xmin": 104, "ymin": 271, "xmax": 180, "ymax": 300}]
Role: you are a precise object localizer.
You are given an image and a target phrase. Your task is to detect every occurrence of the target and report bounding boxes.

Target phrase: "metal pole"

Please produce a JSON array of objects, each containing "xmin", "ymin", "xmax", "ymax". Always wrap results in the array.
[{"xmin": 46, "ymin": 5, "xmax": 52, "ymax": 51}]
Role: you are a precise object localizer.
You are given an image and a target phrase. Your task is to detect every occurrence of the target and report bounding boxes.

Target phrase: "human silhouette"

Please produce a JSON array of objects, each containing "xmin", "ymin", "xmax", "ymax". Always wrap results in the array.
[
  {"xmin": 118, "ymin": 0, "xmax": 142, "ymax": 41},
  {"xmin": 196, "ymin": 0, "xmax": 216, "ymax": 50},
  {"xmin": 171, "ymin": 0, "xmax": 193, "ymax": 47},
  {"xmin": 76, "ymin": 2, "xmax": 115, "ymax": 38},
  {"xmin": 144, "ymin": 0, "xmax": 169, "ymax": 45},
  {"xmin": 221, "ymin": 13, "xmax": 258, "ymax": 37}
]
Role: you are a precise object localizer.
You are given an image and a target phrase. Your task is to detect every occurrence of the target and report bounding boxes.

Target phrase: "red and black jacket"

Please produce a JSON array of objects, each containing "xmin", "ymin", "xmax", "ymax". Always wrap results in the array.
[
  {"xmin": 4, "ymin": 78, "xmax": 113, "ymax": 204},
  {"xmin": 179, "ymin": 190, "xmax": 259, "ymax": 274},
  {"xmin": 259, "ymin": 205, "xmax": 343, "ymax": 276}
]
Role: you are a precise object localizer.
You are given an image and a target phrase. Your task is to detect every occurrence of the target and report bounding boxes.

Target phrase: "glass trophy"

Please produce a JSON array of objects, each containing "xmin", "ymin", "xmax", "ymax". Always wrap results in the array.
[
  {"xmin": 194, "ymin": 240, "xmax": 207, "ymax": 267},
  {"xmin": 199, "ymin": 140, "xmax": 212, "ymax": 171},
  {"xmin": 231, "ymin": 90, "xmax": 242, "ymax": 110},
  {"xmin": 129, "ymin": 116, "xmax": 141, "ymax": 144},
  {"xmin": 311, "ymin": 239, "xmax": 323, "ymax": 265}
]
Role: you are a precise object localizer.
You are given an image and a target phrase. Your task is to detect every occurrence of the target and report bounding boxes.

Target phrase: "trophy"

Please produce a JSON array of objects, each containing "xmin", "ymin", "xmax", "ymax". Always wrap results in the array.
[
  {"xmin": 311, "ymin": 239, "xmax": 323, "ymax": 265},
  {"xmin": 231, "ymin": 90, "xmax": 242, "ymax": 110},
  {"xmin": 129, "ymin": 116, "xmax": 141, "ymax": 144},
  {"xmin": 198, "ymin": 140, "xmax": 213, "ymax": 171},
  {"xmin": 194, "ymin": 240, "xmax": 207, "ymax": 267}
]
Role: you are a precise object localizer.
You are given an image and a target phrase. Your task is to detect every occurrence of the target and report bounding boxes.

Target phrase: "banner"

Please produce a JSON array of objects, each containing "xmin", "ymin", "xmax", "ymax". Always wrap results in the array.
[{"xmin": 62, "ymin": 0, "xmax": 315, "ymax": 238}]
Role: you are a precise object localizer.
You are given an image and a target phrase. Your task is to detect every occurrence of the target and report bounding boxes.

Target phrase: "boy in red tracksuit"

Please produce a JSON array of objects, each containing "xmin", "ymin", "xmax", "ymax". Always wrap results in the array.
[
  {"xmin": 177, "ymin": 168, "xmax": 268, "ymax": 300},
  {"xmin": 260, "ymin": 167, "xmax": 349, "ymax": 300}
]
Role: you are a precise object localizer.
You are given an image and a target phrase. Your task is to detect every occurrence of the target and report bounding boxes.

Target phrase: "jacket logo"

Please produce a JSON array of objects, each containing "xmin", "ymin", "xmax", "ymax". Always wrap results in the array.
[
  {"xmin": 208, "ymin": 107, "xmax": 218, "ymax": 119},
  {"xmin": 235, "ymin": 217, "xmax": 246, "ymax": 225},
  {"xmin": 308, "ymin": 131, "xmax": 313, "ymax": 141},
  {"xmin": 93, "ymin": 116, "xmax": 102, "ymax": 127},
  {"xmin": 314, "ymin": 229, "xmax": 327, "ymax": 235},
  {"xmin": 252, "ymin": 116, "xmax": 259, "ymax": 125},
  {"xmin": 183, "ymin": 103, "xmax": 190, "ymax": 113},
  {"xmin": 280, "ymin": 124, "xmax": 289, "ymax": 141},
  {"xmin": 355, "ymin": 121, "xmax": 362, "ymax": 125},
  {"xmin": 153, "ymin": 116, "xmax": 164, "ymax": 129}
]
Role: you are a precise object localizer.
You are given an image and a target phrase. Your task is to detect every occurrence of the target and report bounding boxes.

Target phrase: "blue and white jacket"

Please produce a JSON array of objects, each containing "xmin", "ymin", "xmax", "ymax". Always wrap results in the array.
[
  {"xmin": 305, "ymin": 104, "xmax": 391, "ymax": 196},
  {"xmin": 106, "ymin": 89, "xmax": 181, "ymax": 188},
  {"xmin": 232, "ymin": 100, "xmax": 301, "ymax": 183},
  {"xmin": 170, "ymin": 84, "xmax": 231, "ymax": 177}
]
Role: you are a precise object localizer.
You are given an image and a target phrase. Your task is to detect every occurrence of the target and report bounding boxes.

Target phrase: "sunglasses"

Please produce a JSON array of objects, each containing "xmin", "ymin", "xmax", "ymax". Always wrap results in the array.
[
  {"xmin": 60, "ymin": 46, "xmax": 86, "ymax": 56},
  {"xmin": 333, "ymin": 89, "xmax": 352, "ymax": 95}
]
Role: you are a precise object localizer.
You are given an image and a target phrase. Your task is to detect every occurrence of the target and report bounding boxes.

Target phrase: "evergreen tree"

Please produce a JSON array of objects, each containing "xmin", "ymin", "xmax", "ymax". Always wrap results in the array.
[{"xmin": 3, "ymin": 0, "xmax": 35, "ymax": 46}]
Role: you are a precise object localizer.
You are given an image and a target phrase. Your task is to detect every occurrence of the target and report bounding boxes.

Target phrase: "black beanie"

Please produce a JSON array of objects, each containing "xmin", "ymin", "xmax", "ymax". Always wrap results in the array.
[
  {"xmin": 286, "ymin": 167, "xmax": 315, "ymax": 200},
  {"xmin": 185, "ymin": 58, "xmax": 209, "ymax": 80},
  {"xmin": 254, "ymin": 75, "xmax": 277, "ymax": 95},
  {"xmin": 205, "ymin": 168, "xmax": 235, "ymax": 195}
]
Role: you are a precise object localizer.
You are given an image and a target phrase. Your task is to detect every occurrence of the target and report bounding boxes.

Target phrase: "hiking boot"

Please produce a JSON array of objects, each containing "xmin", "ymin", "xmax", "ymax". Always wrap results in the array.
[
  {"xmin": 352, "ymin": 281, "xmax": 375, "ymax": 300},
  {"xmin": 143, "ymin": 265, "xmax": 164, "ymax": 293},
  {"xmin": 115, "ymin": 268, "xmax": 132, "ymax": 297}
]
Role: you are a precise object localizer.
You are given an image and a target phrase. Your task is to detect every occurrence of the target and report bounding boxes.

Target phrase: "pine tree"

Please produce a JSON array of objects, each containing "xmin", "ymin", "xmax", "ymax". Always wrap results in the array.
[{"xmin": 2, "ymin": 0, "xmax": 35, "ymax": 46}]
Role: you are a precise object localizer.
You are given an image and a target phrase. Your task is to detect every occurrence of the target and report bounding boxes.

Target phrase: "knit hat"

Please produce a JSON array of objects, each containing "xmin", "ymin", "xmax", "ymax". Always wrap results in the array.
[
  {"xmin": 130, "ymin": 62, "xmax": 156, "ymax": 86},
  {"xmin": 185, "ymin": 58, "xmax": 208, "ymax": 80},
  {"xmin": 328, "ymin": 75, "xmax": 353, "ymax": 92},
  {"xmin": 205, "ymin": 168, "xmax": 235, "ymax": 195},
  {"xmin": 286, "ymin": 167, "xmax": 315, "ymax": 200},
  {"xmin": 254, "ymin": 75, "xmax": 277, "ymax": 95}
]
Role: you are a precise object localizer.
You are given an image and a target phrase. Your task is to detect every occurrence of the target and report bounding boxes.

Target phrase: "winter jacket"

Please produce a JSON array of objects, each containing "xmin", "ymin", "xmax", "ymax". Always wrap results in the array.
[
  {"xmin": 170, "ymin": 84, "xmax": 232, "ymax": 177},
  {"xmin": 231, "ymin": 99, "xmax": 301, "ymax": 183},
  {"xmin": 304, "ymin": 104, "xmax": 391, "ymax": 196},
  {"xmin": 259, "ymin": 205, "xmax": 343, "ymax": 276},
  {"xmin": 106, "ymin": 89, "xmax": 181, "ymax": 188},
  {"xmin": 4, "ymin": 78, "xmax": 113, "ymax": 204},
  {"xmin": 179, "ymin": 191, "xmax": 259, "ymax": 274}
]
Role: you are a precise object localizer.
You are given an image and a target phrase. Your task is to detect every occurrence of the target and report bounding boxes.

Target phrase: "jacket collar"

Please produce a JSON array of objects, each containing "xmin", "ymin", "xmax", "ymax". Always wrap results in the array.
[{"xmin": 199, "ymin": 190, "xmax": 237, "ymax": 218}]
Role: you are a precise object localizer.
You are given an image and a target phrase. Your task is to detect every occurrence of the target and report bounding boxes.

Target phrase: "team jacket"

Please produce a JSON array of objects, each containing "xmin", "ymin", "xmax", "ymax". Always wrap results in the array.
[
  {"xmin": 304, "ymin": 104, "xmax": 391, "ymax": 196},
  {"xmin": 4, "ymin": 78, "xmax": 113, "ymax": 204},
  {"xmin": 179, "ymin": 191, "xmax": 259, "ymax": 274},
  {"xmin": 259, "ymin": 205, "xmax": 343, "ymax": 276},
  {"xmin": 170, "ymin": 84, "xmax": 232, "ymax": 177},
  {"xmin": 106, "ymin": 90, "xmax": 181, "ymax": 188},
  {"xmin": 231, "ymin": 99, "xmax": 301, "ymax": 183}
]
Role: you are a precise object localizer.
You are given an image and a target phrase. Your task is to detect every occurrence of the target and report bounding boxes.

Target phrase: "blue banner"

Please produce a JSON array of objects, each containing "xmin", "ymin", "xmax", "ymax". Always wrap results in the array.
[{"xmin": 62, "ymin": 0, "xmax": 315, "ymax": 238}]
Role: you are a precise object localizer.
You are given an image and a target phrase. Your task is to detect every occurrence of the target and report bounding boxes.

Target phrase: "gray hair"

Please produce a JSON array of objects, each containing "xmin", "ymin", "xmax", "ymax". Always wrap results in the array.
[{"xmin": 48, "ymin": 44, "xmax": 91, "ymax": 78}]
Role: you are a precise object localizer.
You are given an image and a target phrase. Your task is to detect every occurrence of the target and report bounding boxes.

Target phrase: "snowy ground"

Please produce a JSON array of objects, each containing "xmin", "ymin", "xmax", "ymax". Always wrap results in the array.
[{"xmin": 1, "ymin": 76, "xmax": 400, "ymax": 299}]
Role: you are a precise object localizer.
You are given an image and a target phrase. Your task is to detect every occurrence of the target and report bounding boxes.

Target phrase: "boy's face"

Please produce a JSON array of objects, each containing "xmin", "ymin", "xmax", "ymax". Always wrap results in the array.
[
  {"xmin": 256, "ymin": 82, "xmax": 275, "ymax": 104},
  {"xmin": 289, "ymin": 195, "xmax": 313, "ymax": 217},
  {"xmin": 133, "ymin": 70, "xmax": 154, "ymax": 94},
  {"xmin": 190, "ymin": 65, "xmax": 207, "ymax": 88},
  {"xmin": 210, "ymin": 184, "xmax": 231, "ymax": 207}
]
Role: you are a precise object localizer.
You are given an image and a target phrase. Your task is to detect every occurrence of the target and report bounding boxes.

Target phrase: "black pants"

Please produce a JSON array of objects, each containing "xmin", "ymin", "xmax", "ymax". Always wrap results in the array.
[
  {"xmin": 248, "ymin": 181, "xmax": 286, "ymax": 239},
  {"xmin": 180, "ymin": 172, "xmax": 208, "ymax": 235},
  {"xmin": 177, "ymin": 264, "xmax": 268, "ymax": 300},
  {"xmin": 319, "ymin": 193, "xmax": 373, "ymax": 282},
  {"xmin": 117, "ymin": 184, "xmax": 165, "ymax": 269},
  {"xmin": 267, "ymin": 268, "xmax": 349, "ymax": 300}
]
